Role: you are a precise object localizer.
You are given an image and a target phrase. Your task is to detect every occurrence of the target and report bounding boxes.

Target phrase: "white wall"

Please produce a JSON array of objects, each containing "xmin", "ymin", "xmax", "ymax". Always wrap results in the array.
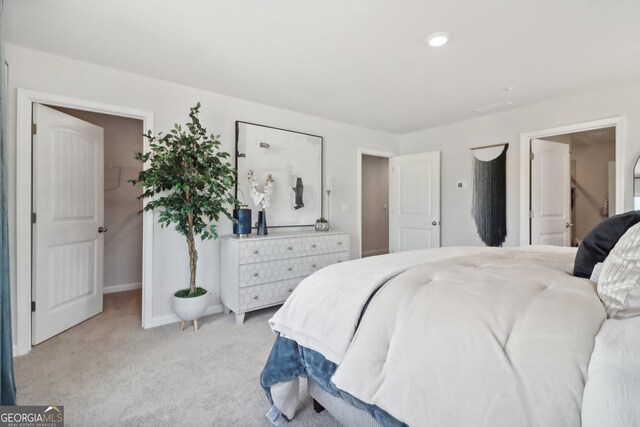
[
  {"xmin": 398, "ymin": 82, "xmax": 640, "ymax": 247},
  {"xmin": 5, "ymin": 45, "xmax": 397, "ymax": 335},
  {"xmin": 361, "ymin": 155, "xmax": 389, "ymax": 256},
  {"xmin": 51, "ymin": 107, "xmax": 144, "ymax": 291}
]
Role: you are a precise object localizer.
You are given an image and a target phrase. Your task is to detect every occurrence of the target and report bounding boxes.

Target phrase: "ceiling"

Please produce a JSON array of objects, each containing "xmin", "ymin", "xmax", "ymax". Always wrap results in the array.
[
  {"xmin": 6, "ymin": 0, "xmax": 640, "ymax": 134},
  {"xmin": 570, "ymin": 127, "xmax": 616, "ymax": 147}
]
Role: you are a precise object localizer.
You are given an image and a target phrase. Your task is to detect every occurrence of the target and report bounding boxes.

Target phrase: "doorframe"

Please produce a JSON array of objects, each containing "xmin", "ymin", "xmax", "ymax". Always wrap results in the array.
[
  {"xmin": 519, "ymin": 116, "xmax": 625, "ymax": 246},
  {"xmin": 16, "ymin": 89, "xmax": 155, "ymax": 356},
  {"xmin": 357, "ymin": 148, "xmax": 396, "ymax": 258}
]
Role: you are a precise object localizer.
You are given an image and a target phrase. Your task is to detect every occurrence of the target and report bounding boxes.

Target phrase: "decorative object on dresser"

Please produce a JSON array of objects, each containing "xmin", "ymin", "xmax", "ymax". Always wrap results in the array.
[
  {"xmin": 131, "ymin": 103, "xmax": 237, "ymax": 331},
  {"xmin": 235, "ymin": 121, "xmax": 323, "ymax": 228},
  {"xmin": 315, "ymin": 217, "xmax": 330, "ymax": 232},
  {"xmin": 232, "ymin": 204, "xmax": 252, "ymax": 237},
  {"xmin": 325, "ymin": 176, "xmax": 332, "ymax": 224},
  {"xmin": 221, "ymin": 231, "xmax": 349, "ymax": 325},
  {"xmin": 248, "ymin": 170, "xmax": 274, "ymax": 235}
]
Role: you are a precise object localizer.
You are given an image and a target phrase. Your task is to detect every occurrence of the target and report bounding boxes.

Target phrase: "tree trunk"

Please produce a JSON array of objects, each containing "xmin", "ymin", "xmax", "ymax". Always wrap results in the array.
[{"xmin": 187, "ymin": 211, "xmax": 198, "ymax": 295}]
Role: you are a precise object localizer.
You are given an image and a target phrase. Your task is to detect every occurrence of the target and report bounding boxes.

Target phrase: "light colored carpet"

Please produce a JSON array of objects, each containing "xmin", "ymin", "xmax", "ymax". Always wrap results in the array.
[{"xmin": 14, "ymin": 290, "xmax": 341, "ymax": 427}]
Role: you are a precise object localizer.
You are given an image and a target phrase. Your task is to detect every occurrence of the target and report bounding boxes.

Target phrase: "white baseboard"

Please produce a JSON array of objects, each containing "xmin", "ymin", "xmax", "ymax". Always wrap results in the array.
[
  {"xmin": 362, "ymin": 248, "xmax": 389, "ymax": 257},
  {"xmin": 103, "ymin": 282, "xmax": 142, "ymax": 294},
  {"xmin": 144, "ymin": 304, "xmax": 223, "ymax": 329}
]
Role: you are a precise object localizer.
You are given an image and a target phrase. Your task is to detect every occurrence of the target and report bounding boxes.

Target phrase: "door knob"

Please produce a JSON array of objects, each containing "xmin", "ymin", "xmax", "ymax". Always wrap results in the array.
[
  {"xmin": 431, "ymin": 221, "xmax": 440, "ymax": 226},
  {"xmin": 566, "ymin": 223, "xmax": 574, "ymax": 228},
  {"xmin": 98, "ymin": 226, "xmax": 108, "ymax": 233}
]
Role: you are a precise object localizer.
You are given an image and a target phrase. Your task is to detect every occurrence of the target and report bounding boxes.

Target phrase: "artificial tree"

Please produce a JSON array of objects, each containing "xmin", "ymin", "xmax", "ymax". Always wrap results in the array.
[{"xmin": 131, "ymin": 103, "xmax": 237, "ymax": 296}]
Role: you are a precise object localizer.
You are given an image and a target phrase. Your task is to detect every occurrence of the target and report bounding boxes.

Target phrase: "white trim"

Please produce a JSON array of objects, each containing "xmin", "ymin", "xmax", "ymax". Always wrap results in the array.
[
  {"xmin": 144, "ymin": 304, "xmax": 223, "ymax": 329},
  {"xmin": 519, "ymin": 117, "xmax": 625, "ymax": 246},
  {"xmin": 16, "ymin": 89, "xmax": 155, "ymax": 356},
  {"xmin": 357, "ymin": 148, "xmax": 396, "ymax": 258},
  {"xmin": 103, "ymin": 282, "xmax": 142, "ymax": 294},
  {"xmin": 362, "ymin": 248, "xmax": 389, "ymax": 257}
]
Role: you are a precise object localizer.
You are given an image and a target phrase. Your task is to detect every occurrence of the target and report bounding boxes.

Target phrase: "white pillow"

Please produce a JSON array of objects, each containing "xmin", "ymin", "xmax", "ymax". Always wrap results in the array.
[{"xmin": 597, "ymin": 222, "xmax": 640, "ymax": 319}]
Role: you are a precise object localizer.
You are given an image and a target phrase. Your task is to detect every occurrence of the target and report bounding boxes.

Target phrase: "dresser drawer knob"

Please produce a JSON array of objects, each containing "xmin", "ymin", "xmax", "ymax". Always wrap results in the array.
[
  {"xmin": 311, "ymin": 244, "xmax": 317, "ymax": 248},
  {"xmin": 253, "ymin": 250, "xmax": 259, "ymax": 254},
  {"xmin": 287, "ymin": 246, "xmax": 293, "ymax": 250},
  {"xmin": 311, "ymin": 263, "xmax": 317, "ymax": 268},
  {"xmin": 287, "ymin": 267, "xmax": 293, "ymax": 272},
  {"xmin": 252, "ymin": 295, "xmax": 258, "ymax": 300},
  {"xmin": 253, "ymin": 273, "xmax": 259, "ymax": 277},
  {"xmin": 287, "ymin": 288, "xmax": 293, "ymax": 293},
  {"xmin": 337, "ymin": 241, "xmax": 342, "ymax": 246}
]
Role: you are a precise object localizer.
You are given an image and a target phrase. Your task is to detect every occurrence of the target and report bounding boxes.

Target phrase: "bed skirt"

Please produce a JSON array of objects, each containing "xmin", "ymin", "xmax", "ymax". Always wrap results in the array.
[{"xmin": 308, "ymin": 379, "xmax": 382, "ymax": 427}]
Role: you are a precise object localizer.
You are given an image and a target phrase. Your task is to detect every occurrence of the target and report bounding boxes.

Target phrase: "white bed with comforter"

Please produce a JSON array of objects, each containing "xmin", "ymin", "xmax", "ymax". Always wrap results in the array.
[{"xmin": 264, "ymin": 243, "xmax": 640, "ymax": 426}]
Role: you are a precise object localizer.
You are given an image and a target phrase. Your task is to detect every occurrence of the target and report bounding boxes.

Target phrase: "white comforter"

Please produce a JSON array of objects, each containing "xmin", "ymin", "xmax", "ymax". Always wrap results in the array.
[
  {"xmin": 331, "ymin": 246, "xmax": 605, "ymax": 426},
  {"xmin": 269, "ymin": 246, "xmax": 611, "ymax": 425}
]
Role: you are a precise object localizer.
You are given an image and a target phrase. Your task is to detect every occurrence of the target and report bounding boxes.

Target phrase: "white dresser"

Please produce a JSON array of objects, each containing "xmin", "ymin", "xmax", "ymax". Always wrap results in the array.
[{"xmin": 221, "ymin": 230, "xmax": 350, "ymax": 324}]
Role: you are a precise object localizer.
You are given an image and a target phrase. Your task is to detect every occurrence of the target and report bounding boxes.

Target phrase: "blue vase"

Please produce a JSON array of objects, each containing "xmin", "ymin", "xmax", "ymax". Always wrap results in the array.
[{"xmin": 233, "ymin": 205, "xmax": 252, "ymax": 237}]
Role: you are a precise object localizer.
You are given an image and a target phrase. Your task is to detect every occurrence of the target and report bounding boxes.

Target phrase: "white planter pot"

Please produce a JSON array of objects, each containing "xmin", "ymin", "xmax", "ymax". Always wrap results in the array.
[{"xmin": 172, "ymin": 290, "xmax": 209, "ymax": 321}]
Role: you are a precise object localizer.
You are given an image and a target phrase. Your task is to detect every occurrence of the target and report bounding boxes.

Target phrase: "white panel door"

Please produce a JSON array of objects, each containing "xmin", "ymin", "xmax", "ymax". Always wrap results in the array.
[
  {"xmin": 389, "ymin": 151, "xmax": 440, "ymax": 252},
  {"xmin": 32, "ymin": 104, "xmax": 105, "ymax": 344},
  {"xmin": 530, "ymin": 139, "xmax": 571, "ymax": 246}
]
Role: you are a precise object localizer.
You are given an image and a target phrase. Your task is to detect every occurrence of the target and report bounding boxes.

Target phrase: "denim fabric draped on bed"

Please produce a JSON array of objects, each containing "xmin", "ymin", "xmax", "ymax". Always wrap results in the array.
[{"xmin": 0, "ymin": 0, "xmax": 17, "ymax": 405}]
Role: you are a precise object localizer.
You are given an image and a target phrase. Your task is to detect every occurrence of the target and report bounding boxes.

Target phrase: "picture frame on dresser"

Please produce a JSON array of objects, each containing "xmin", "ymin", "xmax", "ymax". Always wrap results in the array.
[
  {"xmin": 221, "ymin": 231, "xmax": 349, "ymax": 324},
  {"xmin": 235, "ymin": 121, "xmax": 323, "ymax": 228}
]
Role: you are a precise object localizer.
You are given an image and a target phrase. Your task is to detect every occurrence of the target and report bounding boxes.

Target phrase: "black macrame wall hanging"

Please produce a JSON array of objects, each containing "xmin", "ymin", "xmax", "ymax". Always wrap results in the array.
[{"xmin": 471, "ymin": 143, "xmax": 508, "ymax": 247}]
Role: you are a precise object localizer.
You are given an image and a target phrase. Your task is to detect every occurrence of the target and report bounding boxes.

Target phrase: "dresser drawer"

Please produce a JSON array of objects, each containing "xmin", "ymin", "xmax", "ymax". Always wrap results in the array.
[
  {"xmin": 300, "ymin": 252, "xmax": 350, "ymax": 276},
  {"xmin": 238, "ymin": 279, "xmax": 301, "ymax": 311},
  {"xmin": 238, "ymin": 239, "xmax": 301, "ymax": 264},
  {"xmin": 238, "ymin": 258, "xmax": 301, "ymax": 287},
  {"xmin": 300, "ymin": 234, "xmax": 349, "ymax": 255}
]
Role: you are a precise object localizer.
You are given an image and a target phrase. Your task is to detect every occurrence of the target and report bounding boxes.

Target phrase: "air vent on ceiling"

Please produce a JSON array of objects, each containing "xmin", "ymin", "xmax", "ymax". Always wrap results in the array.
[{"xmin": 472, "ymin": 101, "xmax": 515, "ymax": 114}]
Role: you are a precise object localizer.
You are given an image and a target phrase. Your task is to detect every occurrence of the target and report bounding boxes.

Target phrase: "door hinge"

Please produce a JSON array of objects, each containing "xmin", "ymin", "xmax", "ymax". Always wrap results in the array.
[
  {"xmin": 32, "ymin": 123, "xmax": 37, "ymax": 135},
  {"xmin": 31, "ymin": 301, "xmax": 36, "ymax": 312},
  {"xmin": 31, "ymin": 212, "xmax": 37, "ymax": 224},
  {"xmin": 529, "ymin": 210, "xmax": 535, "ymax": 219},
  {"xmin": 530, "ymin": 152, "xmax": 535, "ymax": 161}
]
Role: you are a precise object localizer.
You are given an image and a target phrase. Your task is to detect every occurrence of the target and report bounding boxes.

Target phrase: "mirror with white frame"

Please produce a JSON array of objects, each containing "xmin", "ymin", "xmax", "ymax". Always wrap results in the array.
[{"xmin": 635, "ymin": 156, "xmax": 640, "ymax": 210}]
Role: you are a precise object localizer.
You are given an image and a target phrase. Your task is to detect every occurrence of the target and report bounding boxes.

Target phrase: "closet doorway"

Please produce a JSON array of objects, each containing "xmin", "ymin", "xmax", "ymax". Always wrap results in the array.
[
  {"xmin": 359, "ymin": 152, "xmax": 391, "ymax": 258},
  {"xmin": 357, "ymin": 148, "xmax": 442, "ymax": 257},
  {"xmin": 519, "ymin": 117, "xmax": 624, "ymax": 246},
  {"xmin": 31, "ymin": 105, "xmax": 144, "ymax": 344},
  {"xmin": 531, "ymin": 128, "xmax": 616, "ymax": 246},
  {"xmin": 15, "ymin": 89, "xmax": 154, "ymax": 355}
]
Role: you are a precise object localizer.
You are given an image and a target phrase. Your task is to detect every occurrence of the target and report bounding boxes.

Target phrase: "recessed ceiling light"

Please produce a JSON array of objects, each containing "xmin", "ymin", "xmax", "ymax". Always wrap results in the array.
[{"xmin": 426, "ymin": 32, "xmax": 450, "ymax": 47}]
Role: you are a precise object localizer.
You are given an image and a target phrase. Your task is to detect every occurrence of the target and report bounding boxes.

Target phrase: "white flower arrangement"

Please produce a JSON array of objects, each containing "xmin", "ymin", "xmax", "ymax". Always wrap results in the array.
[{"xmin": 248, "ymin": 170, "xmax": 274, "ymax": 210}]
